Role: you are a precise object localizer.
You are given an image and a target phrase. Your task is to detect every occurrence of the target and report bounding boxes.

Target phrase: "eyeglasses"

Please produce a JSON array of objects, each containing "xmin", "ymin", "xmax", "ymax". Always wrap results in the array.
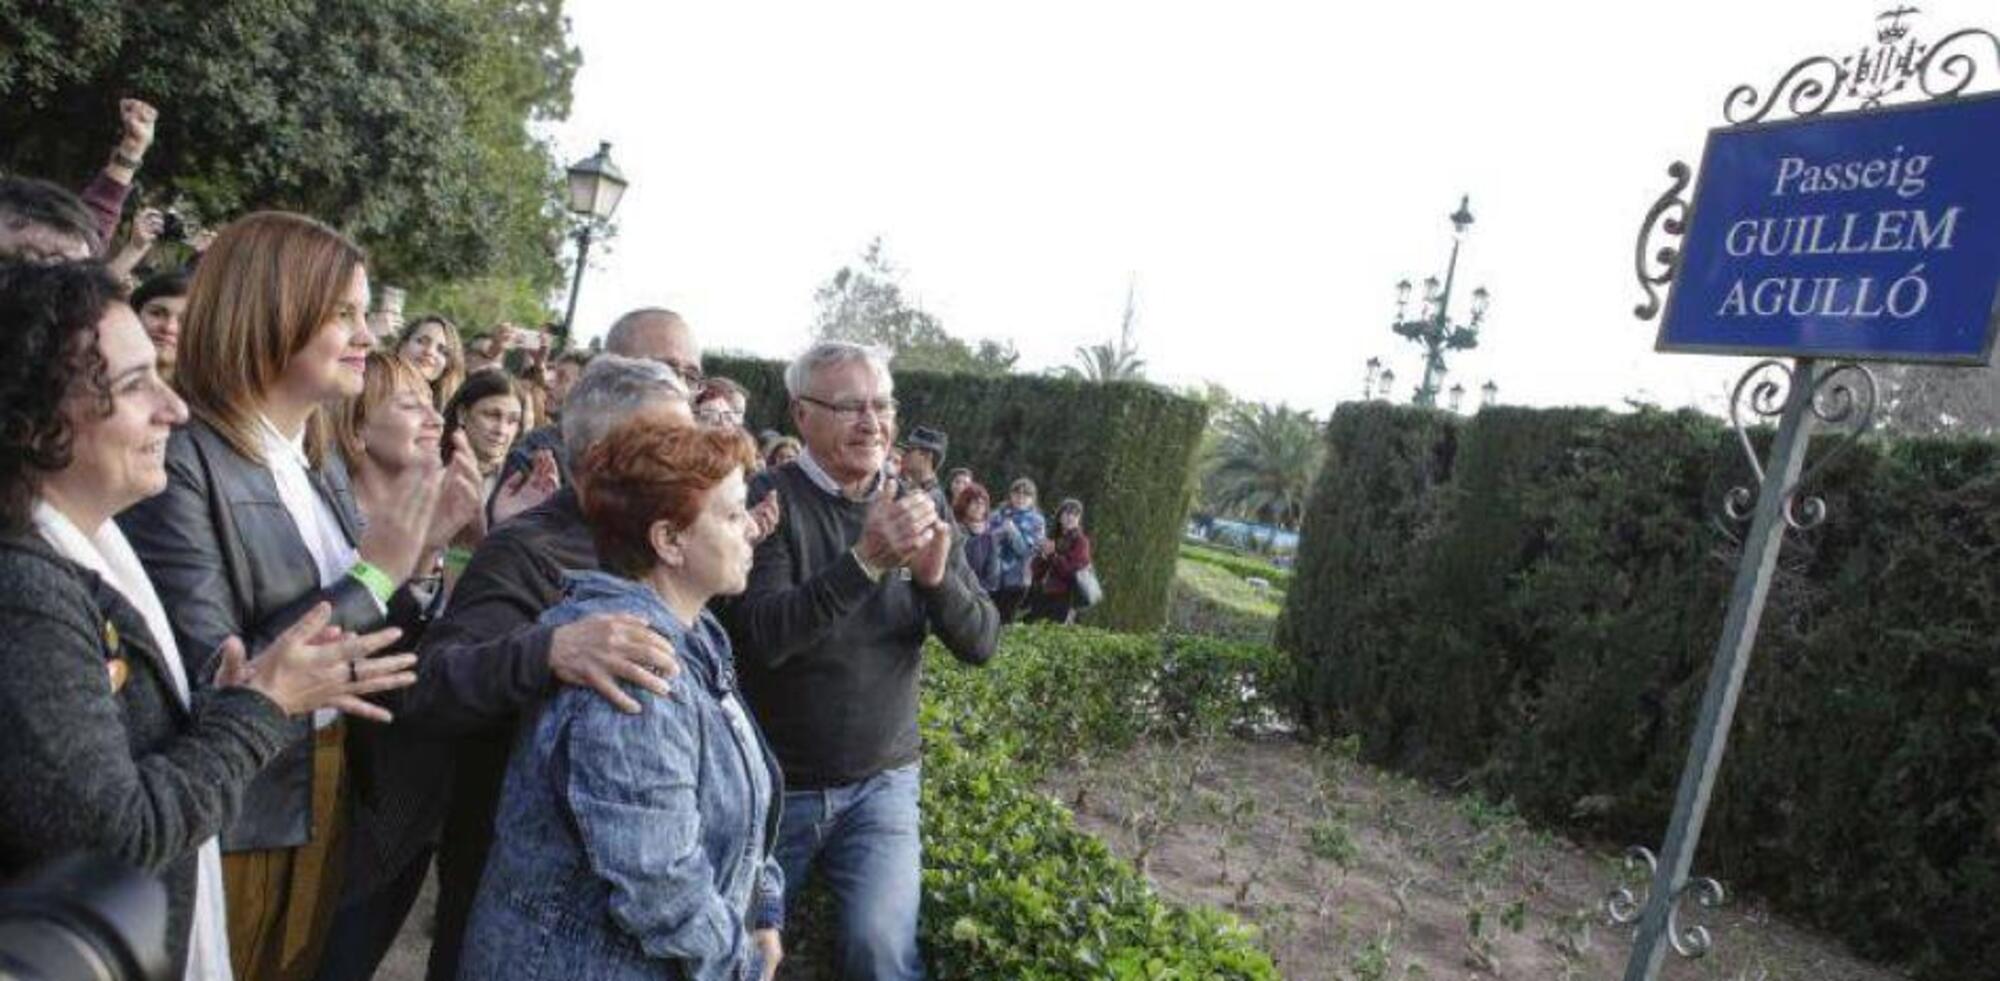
[{"xmin": 799, "ymin": 394, "xmax": 898, "ymax": 419}]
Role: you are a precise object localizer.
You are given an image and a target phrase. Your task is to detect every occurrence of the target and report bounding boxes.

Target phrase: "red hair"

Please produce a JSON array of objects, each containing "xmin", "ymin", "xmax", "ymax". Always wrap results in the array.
[
  {"xmin": 578, "ymin": 417, "xmax": 758, "ymax": 578},
  {"xmin": 952, "ymin": 481, "xmax": 991, "ymax": 523}
]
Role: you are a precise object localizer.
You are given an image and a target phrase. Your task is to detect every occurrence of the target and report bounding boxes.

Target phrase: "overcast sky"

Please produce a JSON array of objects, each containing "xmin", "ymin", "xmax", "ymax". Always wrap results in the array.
[{"xmin": 548, "ymin": 0, "xmax": 1994, "ymax": 417}]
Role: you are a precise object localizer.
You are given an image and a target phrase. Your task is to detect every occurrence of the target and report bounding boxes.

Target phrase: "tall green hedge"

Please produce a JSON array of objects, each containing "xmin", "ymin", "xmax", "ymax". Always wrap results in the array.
[
  {"xmin": 706, "ymin": 356, "xmax": 1208, "ymax": 632},
  {"xmin": 1279, "ymin": 402, "xmax": 2000, "ymax": 981}
]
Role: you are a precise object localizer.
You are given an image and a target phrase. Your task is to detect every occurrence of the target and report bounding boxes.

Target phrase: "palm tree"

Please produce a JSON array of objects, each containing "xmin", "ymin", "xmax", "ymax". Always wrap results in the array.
[
  {"xmin": 1201, "ymin": 402, "xmax": 1325, "ymax": 531},
  {"xmin": 1067, "ymin": 278, "xmax": 1146, "ymax": 382}
]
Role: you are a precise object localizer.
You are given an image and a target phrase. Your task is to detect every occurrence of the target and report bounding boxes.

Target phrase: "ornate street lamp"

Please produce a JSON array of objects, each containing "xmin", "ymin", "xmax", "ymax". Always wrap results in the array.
[
  {"xmin": 559, "ymin": 141, "xmax": 630, "ymax": 346},
  {"xmin": 1391, "ymin": 194, "xmax": 1492, "ymax": 407},
  {"xmin": 1364, "ymin": 356, "xmax": 1383, "ymax": 398},
  {"xmin": 1481, "ymin": 379, "xmax": 1499, "ymax": 408},
  {"xmin": 1376, "ymin": 368, "xmax": 1396, "ymax": 401},
  {"xmin": 1448, "ymin": 383, "xmax": 1466, "ymax": 412}
]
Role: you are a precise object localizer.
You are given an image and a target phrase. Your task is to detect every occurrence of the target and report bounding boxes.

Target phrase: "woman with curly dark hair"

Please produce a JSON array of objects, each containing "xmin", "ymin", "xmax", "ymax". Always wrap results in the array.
[{"xmin": 0, "ymin": 260, "xmax": 417, "ymax": 981}]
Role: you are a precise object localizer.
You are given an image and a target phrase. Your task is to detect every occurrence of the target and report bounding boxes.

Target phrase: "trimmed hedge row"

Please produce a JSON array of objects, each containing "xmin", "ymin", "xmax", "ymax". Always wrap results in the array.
[
  {"xmin": 1178, "ymin": 543, "xmax": 1294, "ymax": 591},
  {"xmin": 706, "ymin": 356, "xmax": 1208, "ymax": 632},
  {"xmin": 917, "ymin": 626, "xmax": 1291, "ymax": 978},
  {"xmin": 1277, "ymin": 401, "xmax": 2000, "ymax": 980}
]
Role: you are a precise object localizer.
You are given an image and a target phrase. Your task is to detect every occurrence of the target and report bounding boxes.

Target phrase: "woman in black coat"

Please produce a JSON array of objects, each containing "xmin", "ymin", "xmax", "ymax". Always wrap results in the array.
[
  {"xmin": 117, "ymin": 213, "xmax": 448, "ymax": 981},
  {"xmin": 0, "ymin": 260, "xmax": 415, "ymax": 980}
]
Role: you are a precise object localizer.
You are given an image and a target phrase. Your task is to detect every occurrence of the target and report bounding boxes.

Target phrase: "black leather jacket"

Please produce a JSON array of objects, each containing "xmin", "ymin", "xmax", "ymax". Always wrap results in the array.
[{"xmin": 119, "ymin": 418, "xmax": 422, "ymax": 851}]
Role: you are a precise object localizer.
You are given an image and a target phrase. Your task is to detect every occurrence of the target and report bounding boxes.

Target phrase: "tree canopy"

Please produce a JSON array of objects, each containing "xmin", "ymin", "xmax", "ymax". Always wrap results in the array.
[
  {"xmin": 1200, "ymin": 401, "xmax": 1325, "ymax": 530},
  {"xmin": 810, "ymin": 238, "xmax": 1018, "ymax": 376},
  {"xmin": 0, "ymin": 0, "xmax": 580, "ymax": 307}
]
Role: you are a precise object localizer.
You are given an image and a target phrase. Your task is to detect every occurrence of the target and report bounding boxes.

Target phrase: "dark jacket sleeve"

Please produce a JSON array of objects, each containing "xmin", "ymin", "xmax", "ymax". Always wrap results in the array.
[
  {"xmin": 722, "ymin": 516, "xmax": 879, "ymax": 671},
  {"xmin": 0, "ymin": 577, "xmax": 291, "ymax": 874},
  {"xmin": 918, "ymin": 535, "xmax": 1000, "ymax": 667},
  {"xmin": 120, "ymin": 434, "xmax": 383, "ymax": 685},
  {"xmin": 398, "ymin": 533, "xmax": 560, "ymax": 733}
]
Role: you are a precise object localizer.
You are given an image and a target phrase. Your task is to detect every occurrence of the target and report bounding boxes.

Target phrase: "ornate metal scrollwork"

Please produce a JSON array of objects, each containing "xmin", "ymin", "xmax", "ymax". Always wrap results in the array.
[
  {"xmin": 1667, "ymin": 876, "xmax": 1728, "ymax": 959},
  {"xmin": 1606, "ymin": 846, "xmax": 1728, "ymax": 960},
  {"xmin": 1723, "ymin": 360, "xmax": 1878, "ymax": 530},
  {"xmin": 1719, "ymin": 13, "xmax": 2000, "ymax": 124},
  {"xmin": 1632, "ymin": 163, "xmax": 1690, "ymax": 321},
  {"xmin": 1917, "ymin": 28, "xmax": 2000, "ymax": 100},
  {"xmin": 1723, "ymin": 56, "xmax": 1849, "ymax": 125},
  {"xmin": 1605, "ymin": 846, "xmax": 1658, "ymax": 925}
]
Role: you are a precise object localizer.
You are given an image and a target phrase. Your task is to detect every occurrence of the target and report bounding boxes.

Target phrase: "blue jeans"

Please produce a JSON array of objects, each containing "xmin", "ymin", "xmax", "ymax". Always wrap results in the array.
[{"xmin": 775, "ymin": 763, "xmax": 924, "ymax": 981}]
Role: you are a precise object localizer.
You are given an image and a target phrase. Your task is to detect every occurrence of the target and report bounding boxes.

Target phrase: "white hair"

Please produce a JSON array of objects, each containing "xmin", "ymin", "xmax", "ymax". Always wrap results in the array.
[
  {"xmin": 784, "ymin": 340, "xmax": 893, "ymax": 399},
  {"xmin": 561, "ymin": 354, "xmax": 686, "ymax": 452}
]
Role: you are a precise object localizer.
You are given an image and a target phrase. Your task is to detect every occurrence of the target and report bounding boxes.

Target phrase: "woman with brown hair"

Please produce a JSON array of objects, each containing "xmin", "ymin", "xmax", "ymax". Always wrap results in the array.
[
  {"xmin": 119, "ymin": 211, "xmax": 449, "ymax": 981},
  {"xmin": 393, "ymin": 314, "xmax": 466, "ymax": 411},
  {"xmin": 442, "ymin": 368, "xmax": 527, "ymax": 505}
]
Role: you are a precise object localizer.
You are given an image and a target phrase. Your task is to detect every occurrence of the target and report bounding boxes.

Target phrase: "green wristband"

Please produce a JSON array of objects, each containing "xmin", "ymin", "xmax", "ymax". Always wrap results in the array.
[
  {"xmin": 443, "ymin": 547, "xmax": 474, "ymax": 576},
  {"xmin": 348, "ymin": 560, "xmax": 396, "ymax": 606}
]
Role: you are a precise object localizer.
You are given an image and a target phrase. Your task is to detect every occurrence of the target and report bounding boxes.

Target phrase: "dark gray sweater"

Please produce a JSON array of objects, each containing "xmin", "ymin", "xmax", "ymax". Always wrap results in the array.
[
  {"xmin": 723, "ymin": 462, "xmax": 1000, "ymax": 788},
  {"xmin": 0, "ymin": 532, "xmax": 292, "ymax": 976}
]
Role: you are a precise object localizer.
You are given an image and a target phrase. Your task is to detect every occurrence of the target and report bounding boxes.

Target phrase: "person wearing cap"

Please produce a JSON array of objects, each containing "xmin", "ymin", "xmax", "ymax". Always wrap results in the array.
[{"xmin": 900, "ymin": 425, "xmax": 951, "ymax": 520}]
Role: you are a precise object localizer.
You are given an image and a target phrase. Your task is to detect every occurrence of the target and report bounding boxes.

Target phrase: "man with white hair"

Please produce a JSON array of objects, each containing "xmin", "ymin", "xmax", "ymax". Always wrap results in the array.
[{"xmin": 724, "ymin": 341, "xmax": 999, "ymax": 980}]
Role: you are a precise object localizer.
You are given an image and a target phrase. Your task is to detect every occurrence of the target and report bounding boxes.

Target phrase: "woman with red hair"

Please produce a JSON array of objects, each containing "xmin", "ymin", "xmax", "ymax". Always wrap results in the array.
[{"xmin": 461, "ymin": 418, "xmax": 784, "ymax": 981}]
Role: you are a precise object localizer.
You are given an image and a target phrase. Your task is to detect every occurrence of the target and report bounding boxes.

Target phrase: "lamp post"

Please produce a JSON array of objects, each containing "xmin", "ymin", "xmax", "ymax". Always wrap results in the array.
[
  {"xmin": 1481, "ymin": 379, "xmax": 1500, "ymax": 408},
  {"xmin": 1391, "ymin": 195, "xmax": 1491, "ymax": 408},
  {"xmin": 559, "ymin": 141, "xmax": 630, "ymax": 347},
  {"xmin": 1364, "ymin": 357, "xmax": 1383, "ymax": 399},
  {"xmin": 1448, "ymin": 383, "xmax": 1466, "ymax": 412},
  {"xmin": 1376, "ymin": 368, "xmax": 1397, "ymax": 401}
]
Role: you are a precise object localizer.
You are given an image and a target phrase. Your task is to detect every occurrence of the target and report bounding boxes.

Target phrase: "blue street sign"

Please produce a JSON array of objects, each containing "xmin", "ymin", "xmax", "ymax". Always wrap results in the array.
[{"xmin": 1658, "ymin": 93, "xmax": 2000, "ymax": 363}]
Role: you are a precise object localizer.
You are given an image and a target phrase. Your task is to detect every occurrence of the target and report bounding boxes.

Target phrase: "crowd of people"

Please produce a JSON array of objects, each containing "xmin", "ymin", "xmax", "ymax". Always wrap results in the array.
[{"xmin": 0, "ymin": 97, "xmax": 1096, "ymax": 981}]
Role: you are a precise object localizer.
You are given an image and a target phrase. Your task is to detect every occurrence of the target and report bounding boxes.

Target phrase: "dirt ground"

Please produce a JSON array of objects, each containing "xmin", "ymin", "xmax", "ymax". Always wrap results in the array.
[
  {"xmin": 1040, "ymin": 736, "xmax": 1912, "ymax": 981},
  {"xmin": 379, "ymin": 735, "xmax": 1911, "ymax": 980}
]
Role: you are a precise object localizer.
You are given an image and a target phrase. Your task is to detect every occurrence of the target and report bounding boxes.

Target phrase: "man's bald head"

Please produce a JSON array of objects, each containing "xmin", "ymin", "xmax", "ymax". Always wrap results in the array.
[{"xmin": 604, "ymin": 308, "xmax": 701, "ymax": 384}]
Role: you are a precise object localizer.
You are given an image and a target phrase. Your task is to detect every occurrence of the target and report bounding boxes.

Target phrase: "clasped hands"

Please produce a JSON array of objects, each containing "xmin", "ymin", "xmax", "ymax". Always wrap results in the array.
[{"xmin": 853, "ymin": 479, "xmax": 953, "ymax": 587}]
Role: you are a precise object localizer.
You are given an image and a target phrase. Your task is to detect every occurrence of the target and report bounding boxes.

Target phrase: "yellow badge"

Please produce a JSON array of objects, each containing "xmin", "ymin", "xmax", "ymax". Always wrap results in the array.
[{"xmin": 103, "ymin": 621, "xmax": 129, "ymax": 693}]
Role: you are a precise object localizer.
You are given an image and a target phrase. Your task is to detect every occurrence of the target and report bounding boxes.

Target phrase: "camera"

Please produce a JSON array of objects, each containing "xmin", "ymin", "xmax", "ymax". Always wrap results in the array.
[
  {"xmin": 0, "ymin": 855, "xmax": 170, "ymax": 981},
  {"xmin": 157, "ymin": 211, "xmax": 188, "ymax": 245}
]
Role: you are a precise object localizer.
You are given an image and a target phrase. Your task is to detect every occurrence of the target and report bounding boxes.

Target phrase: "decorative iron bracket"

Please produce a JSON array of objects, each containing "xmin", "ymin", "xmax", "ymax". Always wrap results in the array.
[
  {"xmin": 1723, "ymin": 360, "xmax": 1878, "ymax": 530},
  {"xmin": 1605, "ymin": 846, "xmax": 1728, "ymax": 959},
  {"xmin": 1632, "ymin": 164, "xmax": 1690, "ymax": 321}
]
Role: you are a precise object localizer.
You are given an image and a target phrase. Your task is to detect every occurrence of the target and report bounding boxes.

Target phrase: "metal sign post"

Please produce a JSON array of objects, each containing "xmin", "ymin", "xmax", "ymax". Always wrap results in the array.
[{"xmin": 1614, "ymin": 10, "xmax": 1999, "ymax": 979}]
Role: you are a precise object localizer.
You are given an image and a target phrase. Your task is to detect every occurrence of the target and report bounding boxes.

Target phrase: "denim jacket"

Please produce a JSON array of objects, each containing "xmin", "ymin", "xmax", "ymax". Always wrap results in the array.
[
  {"xmin": 991, "ymin": 505, "xmax": 1045, "ymax": 589},
  {"xmin": 459, "ymin": 572, "xmax": 785, "ymax": 981}
]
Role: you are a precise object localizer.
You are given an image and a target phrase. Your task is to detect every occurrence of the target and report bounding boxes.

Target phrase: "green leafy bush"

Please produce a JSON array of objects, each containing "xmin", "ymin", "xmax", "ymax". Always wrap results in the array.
[
  {"xmin": 706, "ymin": 356, "xmax": 1208, "ymax": 632},
  {"xmin": 913, "ymin": 625, "xmax": 1289, "ymax": 978},
  {"xmin": 1279, "ymin": 402, "xmax": 2000, "ymax": 980}
]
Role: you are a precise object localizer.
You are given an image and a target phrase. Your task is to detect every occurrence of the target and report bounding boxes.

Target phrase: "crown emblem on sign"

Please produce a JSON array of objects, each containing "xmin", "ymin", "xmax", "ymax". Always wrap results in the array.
[
  {"xmin": 1845, "ymin": 7, "xmax": 1929, "ymax": 106},
  {"xmin": 1876, "ymin": 6, "xmax": 1919, "ymax": 43}
]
